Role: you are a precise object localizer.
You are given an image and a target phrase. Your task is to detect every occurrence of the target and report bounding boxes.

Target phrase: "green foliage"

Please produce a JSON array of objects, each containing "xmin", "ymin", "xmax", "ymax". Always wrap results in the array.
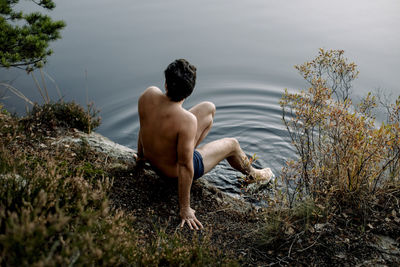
[
  {"xmin": 280, "ymin": 49, "xmax": 400, "ymax": 214},
  {"xmin": 0, "ymin": 0, "xmax": 65, "ymax": 71},
  {"xmin": 24, "ymin": 101, "xmax": 101, "ymax": 134},
  {"xmin": 0, "ymin": 104, "xmax": 10, "ymax": 115},
  {"xmin": 257, "ymin": 199, "xmax": 325, "ymax": 249},
  {"xmin": 136, "ymin": 228, "xmax": 236, "ymax": 266},
  {"xmin": 257, "ymin": 210, "xmax": 287, "ymax": 248}
]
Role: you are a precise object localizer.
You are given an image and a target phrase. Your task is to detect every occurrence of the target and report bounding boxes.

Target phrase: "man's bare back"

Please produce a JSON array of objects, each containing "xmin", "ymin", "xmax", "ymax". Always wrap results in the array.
[
  {"xmin": 136, "ymin": 59, "xmax": 273, "ymax": 230},
  {"xmin": 138, "ymin": 86, "xmax": 197, "ymax": 178}
]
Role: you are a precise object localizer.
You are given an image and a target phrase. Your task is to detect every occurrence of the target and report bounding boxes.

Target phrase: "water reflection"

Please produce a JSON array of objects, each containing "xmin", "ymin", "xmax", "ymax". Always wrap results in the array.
[
  {"xmin": 101, "ymin": 76, "xmax": 294, "ymax": 196},
  {"xmin": 1, "ymin": 0, "xmax": 399, "ymax": 196}
]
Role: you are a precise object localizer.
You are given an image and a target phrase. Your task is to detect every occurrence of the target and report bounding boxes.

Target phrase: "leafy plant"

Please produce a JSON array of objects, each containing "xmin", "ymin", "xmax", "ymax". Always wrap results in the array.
[
  {"xmin": 0, "ymin": 0, "xmax": 65, "ymax": 72},
  {"xmin": 280, "ymin": 49, "xmax": 400, "ymax": 213}
]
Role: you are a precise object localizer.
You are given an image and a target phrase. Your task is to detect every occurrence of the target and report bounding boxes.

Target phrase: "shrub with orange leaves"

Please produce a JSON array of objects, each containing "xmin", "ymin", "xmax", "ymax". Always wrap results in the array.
[{"xmin": 280, "ymin": 49, "xmax": 400, "ymax": 212}]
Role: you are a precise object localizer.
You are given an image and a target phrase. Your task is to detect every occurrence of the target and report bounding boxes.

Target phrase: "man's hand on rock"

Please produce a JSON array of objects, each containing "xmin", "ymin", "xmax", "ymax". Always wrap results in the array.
[{"xmin": 179, "ymin": 207, "xmax": 203, "ymax": 230}]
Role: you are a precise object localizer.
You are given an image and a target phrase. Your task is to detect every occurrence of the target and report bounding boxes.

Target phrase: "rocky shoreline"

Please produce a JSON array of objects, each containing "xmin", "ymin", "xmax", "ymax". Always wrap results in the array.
[
  {"xmin": 59, "ymin": 130, "xmax": 400, "ymax": 266},
  {"xmin": 58, "ymin": 130, "xmax": 259, "ymax": 214},
  {"xmin": 1, "ymin": 112, "xmax": 399, "ymax": 265}
]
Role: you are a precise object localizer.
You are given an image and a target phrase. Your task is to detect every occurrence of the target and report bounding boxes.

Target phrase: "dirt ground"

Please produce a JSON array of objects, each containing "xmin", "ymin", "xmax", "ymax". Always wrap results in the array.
[{"xmin": 109, "ymin": 163, "xmax": 400, "ymax": 266}]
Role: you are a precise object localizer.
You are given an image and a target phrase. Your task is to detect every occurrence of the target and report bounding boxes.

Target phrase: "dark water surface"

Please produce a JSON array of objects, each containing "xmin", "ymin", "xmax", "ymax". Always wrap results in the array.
[{"xmin": 1, "ymin": 0, "xmax": 399, "ymax": 196}]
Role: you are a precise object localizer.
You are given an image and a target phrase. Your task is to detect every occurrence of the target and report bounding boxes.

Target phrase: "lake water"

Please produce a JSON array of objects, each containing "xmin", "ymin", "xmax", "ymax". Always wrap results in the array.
[{"xmin": 1, "ymin": 0, "xmax": 399, "ymax": 197}]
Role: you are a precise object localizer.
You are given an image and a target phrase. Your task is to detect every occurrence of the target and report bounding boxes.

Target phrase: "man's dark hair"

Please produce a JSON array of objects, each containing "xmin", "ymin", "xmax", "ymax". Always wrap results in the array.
[{"xmin": 164, "ymin": 59, "xmax": 197, "ymax": 102}]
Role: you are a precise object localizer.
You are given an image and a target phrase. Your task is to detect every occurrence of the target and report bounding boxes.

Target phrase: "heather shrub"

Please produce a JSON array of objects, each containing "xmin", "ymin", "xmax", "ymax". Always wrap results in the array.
[
  {"xmin": 137, "ymin": 228, "xmax": 237, "ymax": 266},
  {"xmin": 0, "ymin": 143, "xmax": 135, "ymax": 265},
  {"xmin": 0, "ymin": 107, "xmax": 233, "ymax": 266}
]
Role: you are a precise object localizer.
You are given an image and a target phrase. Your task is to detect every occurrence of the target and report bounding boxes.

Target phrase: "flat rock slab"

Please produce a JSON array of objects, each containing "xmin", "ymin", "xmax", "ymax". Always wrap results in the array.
[{"xmin": 56, "ymin": 131, "xmax": 137, "ymax": 163}]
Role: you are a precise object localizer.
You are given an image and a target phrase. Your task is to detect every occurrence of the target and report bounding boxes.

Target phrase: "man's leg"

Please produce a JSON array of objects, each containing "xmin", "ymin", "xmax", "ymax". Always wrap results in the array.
[
  {"xmin": 197, "ymin": 138, "xmax": 273, "ymax": 181},
  {"xmin": 189, "ymin": 102, "xmax": 216, "ymax": 147}
]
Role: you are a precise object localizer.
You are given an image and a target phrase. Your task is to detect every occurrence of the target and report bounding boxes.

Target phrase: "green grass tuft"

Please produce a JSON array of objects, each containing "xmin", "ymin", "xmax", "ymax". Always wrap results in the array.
[{"xmin": 23, "ymin": 101, "xmax": 101, "ymax": 134}]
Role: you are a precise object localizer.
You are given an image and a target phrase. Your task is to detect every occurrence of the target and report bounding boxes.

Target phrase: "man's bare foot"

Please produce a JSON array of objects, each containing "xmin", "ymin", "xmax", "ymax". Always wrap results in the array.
[{"xmin": 249, "ymin": 168, "xmax": 274, "ymax": 183}]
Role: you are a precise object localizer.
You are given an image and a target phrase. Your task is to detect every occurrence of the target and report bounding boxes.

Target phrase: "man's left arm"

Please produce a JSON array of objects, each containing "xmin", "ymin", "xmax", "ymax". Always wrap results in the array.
[{"xmin": 177, "ymin": 116, "xmax": 203, "ymax": 230}]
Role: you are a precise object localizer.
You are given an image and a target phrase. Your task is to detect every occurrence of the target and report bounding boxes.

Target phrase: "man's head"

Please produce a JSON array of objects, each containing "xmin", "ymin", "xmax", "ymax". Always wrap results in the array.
[{"xmin": 164, "ymin": 59, "xmax": 197, "ymax": 102}]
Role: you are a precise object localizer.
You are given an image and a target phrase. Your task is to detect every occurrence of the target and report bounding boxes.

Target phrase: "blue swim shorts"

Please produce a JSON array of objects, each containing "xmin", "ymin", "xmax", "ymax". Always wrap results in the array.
[{"xmin": 193, "ymin": 150, "xmax": 204, "ymax": 180}]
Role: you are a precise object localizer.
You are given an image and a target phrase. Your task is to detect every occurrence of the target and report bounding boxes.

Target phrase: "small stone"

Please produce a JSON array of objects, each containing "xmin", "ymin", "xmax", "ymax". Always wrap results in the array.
[
  {"xmin": 314, "ymin": 223, "xmax": 325, "ymax": 231},
  {"xmin": 335, "ymin": 253, "xmax": 346, "ymax": 259},
  {"xmin": 285, "ymin": 227, "xmax": 295, "ymax": 235}
]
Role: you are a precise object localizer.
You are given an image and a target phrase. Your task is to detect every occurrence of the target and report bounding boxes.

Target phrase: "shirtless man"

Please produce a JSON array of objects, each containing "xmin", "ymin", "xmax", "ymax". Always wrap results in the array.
[{"xmin": 137, "ymin": 59, "xmax": 273, "ymax": 230}]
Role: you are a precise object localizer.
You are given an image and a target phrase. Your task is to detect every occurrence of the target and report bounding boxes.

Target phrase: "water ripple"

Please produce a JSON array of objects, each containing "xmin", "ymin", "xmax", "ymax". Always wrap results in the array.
[{"xmin": 99, "ymin": 79, "xmax": 295, "ymax": 197}]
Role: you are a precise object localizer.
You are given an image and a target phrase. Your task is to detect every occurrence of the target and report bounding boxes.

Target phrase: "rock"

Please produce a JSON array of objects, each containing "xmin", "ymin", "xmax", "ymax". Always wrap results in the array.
[
  {"xmin": 39, "ymin": 143, "xmax": 47, "ymax": 148},
  {"xmin": 108, "ymin": 163, "xmax": 130, "ymax": 171},
  {"xmin": 367, "ymin": 235, "xmax": 400, "ymax": 263},
  {"xmin": 55, "ymin": 131, "xmax": 137, "ymax": 164},
  {"xmin": 56, "ymin": 130, "xmax": 264, "ymax": 214},
  {"xmin": 246, "ymin": 177, "xmax": 273, "ymax": 194},
  {"xmin": 195, "ymin": 178, "xmax": 254, "ymax": 213},
  {"xmin": 314, "ymin": 223, "xmax": 326, "ymax": 232},
  {"xmin": 0, "ymin": 173, "xmax": 27, "ymax": 190}
]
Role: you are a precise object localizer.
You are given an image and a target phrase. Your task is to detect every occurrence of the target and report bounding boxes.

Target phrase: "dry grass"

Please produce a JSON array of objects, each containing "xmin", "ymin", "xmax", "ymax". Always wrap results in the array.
[
  {"xmin": 0, "ymin": 103, "xmax": 235, "ymax": 266},
  {"xmin": 252, "ymin": 49, "xmax": 400, "ymax": 265}
]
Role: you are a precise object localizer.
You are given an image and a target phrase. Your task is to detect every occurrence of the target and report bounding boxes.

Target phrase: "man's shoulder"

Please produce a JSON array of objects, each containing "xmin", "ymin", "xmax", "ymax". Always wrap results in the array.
[
  {"xmin": 147, "ymin": 86, "xmax": 162, "ymax": 93},
  {"xmin": 139, "ymin": 86, "xmax": 163, "ymax": 107},
  {"xmin": 141, "ymin": 86, "xmax": 162, "ymax": 97},
  {"xmin": 178, "ymin": 109, "xmax": 197, "ymax": 131}
]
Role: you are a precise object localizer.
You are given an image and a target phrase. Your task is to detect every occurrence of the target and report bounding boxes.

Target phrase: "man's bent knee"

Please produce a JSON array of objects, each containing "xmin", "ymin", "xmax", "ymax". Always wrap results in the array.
[
  {"xmin": 224, "ymin": 137, "xmax": 240, "ymax": 151},
  {"xmin": 190, "ymin": 101, "xmax": 216, "ymax": 118},
  {"xmin": 200, "ymin": 101, "xmax": 216, "ymax": 117},
  {"xmin": 206, "ymin": 101, "xmax": 216, "ymax": 114}
]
